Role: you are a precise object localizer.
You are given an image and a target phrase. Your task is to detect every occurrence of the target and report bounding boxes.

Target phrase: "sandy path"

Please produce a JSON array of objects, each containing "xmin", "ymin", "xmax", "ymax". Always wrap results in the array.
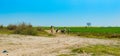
[{"xmin": 0, "ymin": 34, "xmax": 119, "ymax": 56}]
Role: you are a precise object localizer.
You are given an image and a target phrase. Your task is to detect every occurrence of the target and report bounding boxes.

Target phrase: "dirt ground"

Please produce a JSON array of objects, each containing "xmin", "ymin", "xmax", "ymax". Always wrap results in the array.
[{"xmin": 0, "ymin": 34, "xmax": 119, "ymax": 56}]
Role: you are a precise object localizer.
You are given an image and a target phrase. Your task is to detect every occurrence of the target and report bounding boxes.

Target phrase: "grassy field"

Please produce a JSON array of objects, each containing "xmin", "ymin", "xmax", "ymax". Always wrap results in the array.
[
  {"xmin": 67, "ymin": 27, "xmax": 120, "ymax": 38},
  {"xmin": 41, "ymin": 27, "xmax": 120, "ymax": 38},
  {"xmin": 72, "ymin": 45, "xmax": 120, "ymax": 56},
  {"xmin": 58, "ymin": 45, "xmax": 120, "ymax": 56},
  {"xmin": 0, "ymin": 24, "xmax": 120, "ymax": 38}
]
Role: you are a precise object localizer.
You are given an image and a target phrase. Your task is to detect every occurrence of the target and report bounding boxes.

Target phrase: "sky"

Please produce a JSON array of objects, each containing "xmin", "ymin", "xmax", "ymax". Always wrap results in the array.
[{"xmin": 0, "ymin": 0, "xmax": 120, "ymax": 26}]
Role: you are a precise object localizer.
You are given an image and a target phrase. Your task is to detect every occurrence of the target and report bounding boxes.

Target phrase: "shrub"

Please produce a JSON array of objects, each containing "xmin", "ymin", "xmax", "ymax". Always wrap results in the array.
[
  {"xmin": 0, "ymin": 25, "xmax": 3, "ymax": 29},
  {"xmin": 14, "ymin": 23, "xmax": 38, "ymax": 35},
  {"xmin": 7, "ymin": 24, "xmax": 17, "ymax": 30},
  {"xmin": 15, "ymin": 28, "xmax": 38, "ymax": 35},
  {"xmin": 37, "ymin": 27, "xmax": 43, "ymax": 31},
  {"xmin": 28, "ymin": 24, "xmax": 32, "ymax": 28}
]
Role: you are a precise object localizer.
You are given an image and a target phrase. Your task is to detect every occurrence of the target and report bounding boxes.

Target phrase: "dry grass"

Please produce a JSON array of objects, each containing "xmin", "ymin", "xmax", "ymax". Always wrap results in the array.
[{"xmin": 0, "ymin": 34, "xmax": 119, "ymax": 56}]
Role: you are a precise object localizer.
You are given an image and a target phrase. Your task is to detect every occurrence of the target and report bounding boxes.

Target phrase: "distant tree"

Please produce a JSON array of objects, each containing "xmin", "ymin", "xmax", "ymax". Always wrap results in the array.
[{"xmin": 87, "ymin": 22, "xmax": 91, "ymax": 27}]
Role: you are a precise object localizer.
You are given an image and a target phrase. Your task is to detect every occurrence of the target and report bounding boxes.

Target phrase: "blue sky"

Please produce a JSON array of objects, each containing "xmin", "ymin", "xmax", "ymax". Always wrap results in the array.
[{"xmin": 0, "ymin": 0, "xmax": 120, "ymax": 26}]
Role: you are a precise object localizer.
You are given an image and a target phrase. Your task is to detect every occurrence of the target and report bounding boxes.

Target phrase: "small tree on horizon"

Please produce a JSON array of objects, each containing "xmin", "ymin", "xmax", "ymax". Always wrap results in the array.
[{"xmin": 87, "ymin": 22, "xmax": 91, "ymax": 27}]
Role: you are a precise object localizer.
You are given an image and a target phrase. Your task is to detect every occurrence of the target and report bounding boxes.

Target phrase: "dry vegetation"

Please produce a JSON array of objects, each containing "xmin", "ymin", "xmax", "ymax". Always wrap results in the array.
[{"xmin": 0, "ymin": 23, "xmax": 49, "ymax": 36}]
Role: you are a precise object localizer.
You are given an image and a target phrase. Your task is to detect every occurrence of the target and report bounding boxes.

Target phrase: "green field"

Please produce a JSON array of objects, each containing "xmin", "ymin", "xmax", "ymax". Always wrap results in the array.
[
  {"xmin": 67, "ymin": 27, "xmax": 120, "ymax": 38},
  {"xmin": 42, "ymin": 27, "xmax": 120, "ymax": 38}
]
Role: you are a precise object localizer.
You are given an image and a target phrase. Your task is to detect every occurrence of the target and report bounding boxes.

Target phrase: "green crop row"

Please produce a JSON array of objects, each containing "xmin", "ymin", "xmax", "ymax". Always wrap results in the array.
[{"xmin": 67, "ymin": 27, "xmax": 120, "ymax": 38}]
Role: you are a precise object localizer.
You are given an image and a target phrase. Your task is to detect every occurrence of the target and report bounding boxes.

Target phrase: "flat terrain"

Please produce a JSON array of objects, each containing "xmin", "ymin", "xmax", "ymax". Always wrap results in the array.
[
  {"xmin": 0, "ymin": 34, "xmax": 119, "ymax": 56},
  {"xmin": 43, "ymin": 27, "xmax": 120, "ymax": 38}
]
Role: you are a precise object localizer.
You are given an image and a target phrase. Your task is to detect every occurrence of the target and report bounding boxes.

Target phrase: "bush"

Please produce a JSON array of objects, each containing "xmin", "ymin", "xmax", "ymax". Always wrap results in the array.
[
  {"xmin": 15, "ymin": 28, "xmax": 38, "ymax": 35},
  {"xmin": 7, "ymin": 24, "xmax": 17, "ymax": 30},
  {"xmin": 37, "ymin": 27, "xmax": 43, "ymax": 31},
  {"xmin": 14, "ymin": 23, "xmax": 38, "ymax": 35},
  {"xmin": 0, "ymin": 25, "xmax": 3, "ymax": 29}
]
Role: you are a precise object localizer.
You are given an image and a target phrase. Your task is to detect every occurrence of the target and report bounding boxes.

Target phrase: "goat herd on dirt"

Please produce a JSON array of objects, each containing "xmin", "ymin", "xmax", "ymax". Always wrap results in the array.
[{"xmin": 50, "ymin": 26, "xmax": 70, "ymax": 34}]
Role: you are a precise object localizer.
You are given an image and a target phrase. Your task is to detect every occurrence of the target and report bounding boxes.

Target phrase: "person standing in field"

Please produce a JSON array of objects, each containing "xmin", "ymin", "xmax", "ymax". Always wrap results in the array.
[{"xmin": 50, "ymin": 26, "xmax": 54, "ymax": 34}]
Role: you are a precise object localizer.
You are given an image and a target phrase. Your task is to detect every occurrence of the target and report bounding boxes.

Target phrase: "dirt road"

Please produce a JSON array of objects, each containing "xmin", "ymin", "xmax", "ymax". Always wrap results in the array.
[{"xmin": 0, "ymin": 34, "xmax": 119, "ymax": 56}]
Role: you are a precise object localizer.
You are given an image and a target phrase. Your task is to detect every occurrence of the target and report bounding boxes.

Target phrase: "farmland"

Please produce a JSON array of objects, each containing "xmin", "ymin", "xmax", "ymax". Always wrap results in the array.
[
  {"xmin": 42, "ymin": 27, "xmax": 120, "ymax": 38},
  {"xmin": 0, "ymin": 23, "xmax": 120, "ymax": 38},
  {"xmin": 67, "ymin": 27, "xmax": 120, "ymax": 38}
]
